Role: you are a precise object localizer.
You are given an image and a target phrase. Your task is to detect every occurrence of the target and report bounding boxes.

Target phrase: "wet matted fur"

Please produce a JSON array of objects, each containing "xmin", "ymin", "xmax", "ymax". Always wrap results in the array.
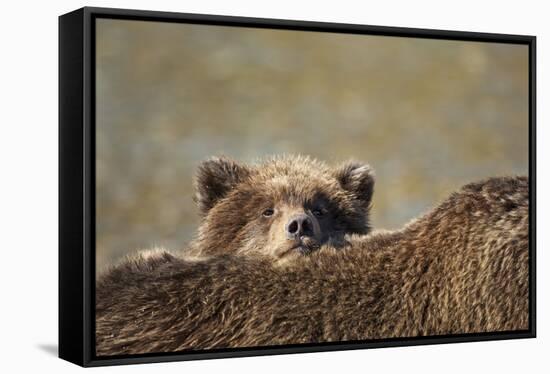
[{"xmin": 96, "ymin": 176, "xmax": 529, "ymax": 356}]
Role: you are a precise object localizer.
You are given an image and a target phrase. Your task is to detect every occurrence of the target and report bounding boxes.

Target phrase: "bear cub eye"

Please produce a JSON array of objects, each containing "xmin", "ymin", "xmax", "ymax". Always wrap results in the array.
[
  {"xmin": 312, "ymin": 208, "xmax": 326, "ymax": 217},
  {"xmin": 262, "ymin": 208, "xmax": 275, "ymax": 217}
]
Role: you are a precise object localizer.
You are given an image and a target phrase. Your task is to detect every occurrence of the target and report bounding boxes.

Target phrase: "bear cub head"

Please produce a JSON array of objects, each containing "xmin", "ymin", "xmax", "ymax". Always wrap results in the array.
[{"xmin": 191, "ymin": 155, "xmax": 375, "ymax": 263}]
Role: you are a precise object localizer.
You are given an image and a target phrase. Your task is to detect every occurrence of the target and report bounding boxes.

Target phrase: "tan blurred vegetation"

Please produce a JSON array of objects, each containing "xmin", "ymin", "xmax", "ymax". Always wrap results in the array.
[{"xmin": 96, "ymin": 19, "xmax": 529, "ymax": 274}]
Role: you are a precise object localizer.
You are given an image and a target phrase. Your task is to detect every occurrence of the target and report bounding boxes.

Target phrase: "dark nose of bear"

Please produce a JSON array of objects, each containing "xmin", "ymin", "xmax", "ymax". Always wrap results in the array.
[{"xmin": 286, "ymin": 213, "xmax": 313, "ymax": 239}]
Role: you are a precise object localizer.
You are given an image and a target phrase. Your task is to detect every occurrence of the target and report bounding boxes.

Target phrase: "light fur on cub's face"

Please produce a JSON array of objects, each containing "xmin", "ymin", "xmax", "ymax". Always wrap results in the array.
[{"xmin": 192, "ymin": 155, "xmax": 375, "ymax": 262}]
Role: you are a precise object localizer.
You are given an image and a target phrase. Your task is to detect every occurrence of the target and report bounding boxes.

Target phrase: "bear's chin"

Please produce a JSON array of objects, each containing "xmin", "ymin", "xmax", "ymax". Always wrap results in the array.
[{"xmin": 275, "ymin": 238, "xmax": 320, "ymax": 259}]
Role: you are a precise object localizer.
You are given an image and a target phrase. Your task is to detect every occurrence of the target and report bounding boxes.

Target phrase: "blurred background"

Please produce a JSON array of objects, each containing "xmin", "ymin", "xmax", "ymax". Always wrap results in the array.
[{"xmin": 96, "ymin": 18, "xmax": 529, "ymax": 274}]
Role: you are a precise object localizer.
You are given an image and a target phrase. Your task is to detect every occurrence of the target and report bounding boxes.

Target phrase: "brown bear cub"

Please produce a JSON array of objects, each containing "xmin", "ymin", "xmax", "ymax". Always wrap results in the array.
[{"xmin": 186, "ymin": 155, "xmax": 375, "ymax": 263}]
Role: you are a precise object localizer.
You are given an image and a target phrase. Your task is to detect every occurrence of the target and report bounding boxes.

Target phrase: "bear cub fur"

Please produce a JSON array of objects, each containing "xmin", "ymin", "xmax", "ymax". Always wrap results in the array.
[{"xmin": 186, "ymin": 155, "xmax": 375, "ymax": 263}]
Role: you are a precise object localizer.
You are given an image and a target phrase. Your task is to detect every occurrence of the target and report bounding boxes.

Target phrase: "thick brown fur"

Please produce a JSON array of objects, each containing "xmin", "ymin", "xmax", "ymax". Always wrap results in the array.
[
  {"xmin": 96, "ymin": 176, "xmax": 529, "ymax": 356},
  {"xmin": 187, "ymin": 155, "xmax": 375, "ymax": 262}
]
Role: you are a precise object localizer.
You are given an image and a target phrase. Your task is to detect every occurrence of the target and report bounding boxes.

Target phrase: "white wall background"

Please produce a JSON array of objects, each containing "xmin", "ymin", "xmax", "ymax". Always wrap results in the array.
[{"xmin": 0, "ymin": 0, "xmax": 546, "ymax": 371}]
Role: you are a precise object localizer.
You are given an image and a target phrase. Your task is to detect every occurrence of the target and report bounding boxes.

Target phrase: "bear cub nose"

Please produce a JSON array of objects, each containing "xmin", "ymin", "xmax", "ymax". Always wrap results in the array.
[{"xmin": 286, "ymin": 213, "xmax": 314, "ymax": 239}]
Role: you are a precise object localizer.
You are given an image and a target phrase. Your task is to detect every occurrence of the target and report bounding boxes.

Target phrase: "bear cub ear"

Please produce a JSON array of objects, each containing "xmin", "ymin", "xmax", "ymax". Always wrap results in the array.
[
  {"xmin": 333, "ymin": 161, "xmax": 375, "ymax": 207},
  {"xmin": 194, "ymin": 156, "xmax": 251, "ymax": 214}
]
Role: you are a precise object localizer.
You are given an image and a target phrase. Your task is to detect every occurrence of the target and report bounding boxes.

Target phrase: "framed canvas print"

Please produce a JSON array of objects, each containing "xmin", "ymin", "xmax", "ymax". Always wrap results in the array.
[{"xmin": 59, "ymin": 6, "xmax": 536, "ymax": 367}]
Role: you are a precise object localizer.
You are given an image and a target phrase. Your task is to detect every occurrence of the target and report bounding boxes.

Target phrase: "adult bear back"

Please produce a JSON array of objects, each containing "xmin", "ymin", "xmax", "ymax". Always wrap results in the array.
[{"xmin": 95, "ymin": 176, "xmax": 529, "ymax": 356}]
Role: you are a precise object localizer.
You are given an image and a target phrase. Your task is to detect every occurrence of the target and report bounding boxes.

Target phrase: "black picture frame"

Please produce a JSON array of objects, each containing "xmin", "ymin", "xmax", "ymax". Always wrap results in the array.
[{"xmin": 59, "ymin": 6, "xmax": 537, "ymax": 367}]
